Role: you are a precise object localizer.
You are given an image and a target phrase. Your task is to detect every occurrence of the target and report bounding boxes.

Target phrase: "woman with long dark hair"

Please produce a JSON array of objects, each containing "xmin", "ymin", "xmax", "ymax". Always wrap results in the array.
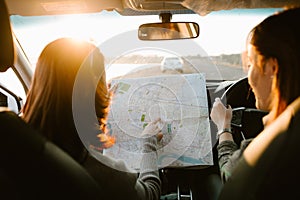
[{"xmin": 22, "ymin": 38, "xmax": 163, "ymax": 200}]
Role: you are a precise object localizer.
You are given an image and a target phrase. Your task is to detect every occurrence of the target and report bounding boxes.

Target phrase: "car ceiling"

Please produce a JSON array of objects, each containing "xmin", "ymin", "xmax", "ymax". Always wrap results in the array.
[{"xmin": 5, "ymin": 0, "xmax": 300, "ymax": 17}]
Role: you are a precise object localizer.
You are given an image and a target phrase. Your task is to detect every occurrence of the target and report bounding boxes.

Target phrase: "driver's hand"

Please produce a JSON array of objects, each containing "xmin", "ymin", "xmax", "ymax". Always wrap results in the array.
[{"xmin": 210, "ymin": 98, "xmax": 232, "ymax": 131}]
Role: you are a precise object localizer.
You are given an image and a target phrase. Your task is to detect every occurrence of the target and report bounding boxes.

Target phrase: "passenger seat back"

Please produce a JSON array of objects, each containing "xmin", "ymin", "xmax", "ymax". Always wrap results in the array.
[{"xmin": 0, "ymin": 110, "xmax": 104, "ymax": 200}]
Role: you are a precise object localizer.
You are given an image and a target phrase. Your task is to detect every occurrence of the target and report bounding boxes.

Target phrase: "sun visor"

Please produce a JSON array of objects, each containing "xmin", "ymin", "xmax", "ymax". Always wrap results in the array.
[
  {"xmin": 182, "ymin": 0, "xmax": 300, "ymax": 16},
  {"xmin": 0, "ymin": 0, "xmax": 15, "ymax": 72}
]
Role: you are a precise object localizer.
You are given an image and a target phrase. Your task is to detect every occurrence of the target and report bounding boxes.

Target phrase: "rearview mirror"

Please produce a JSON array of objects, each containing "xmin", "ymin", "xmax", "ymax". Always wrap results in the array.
[{"xmin": 138, "ymin": 22, "xmax": 199, "ymax": 40}]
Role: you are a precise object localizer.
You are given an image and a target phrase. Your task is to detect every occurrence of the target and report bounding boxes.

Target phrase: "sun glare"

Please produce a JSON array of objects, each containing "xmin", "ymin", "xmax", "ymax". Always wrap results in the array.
[{"xmin": 11, "ymin": 9, "xmax": 278, "ymax": 71}]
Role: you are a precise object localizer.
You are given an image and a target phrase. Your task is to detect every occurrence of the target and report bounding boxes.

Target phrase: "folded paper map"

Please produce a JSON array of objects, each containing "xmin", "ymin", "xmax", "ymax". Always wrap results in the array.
[{"xmin": 104, "ymin": 73, "xmax": 213, "ymax": 170}]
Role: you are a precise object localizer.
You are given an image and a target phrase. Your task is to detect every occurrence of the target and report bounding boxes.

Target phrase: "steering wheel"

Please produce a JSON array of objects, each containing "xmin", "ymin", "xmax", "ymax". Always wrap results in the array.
[
  {"xmin": 221, "ymin": 77, "xmax": 255, "ymax": 108},
  {"xmin": 220, "ymin": 77, "xmax": 268, "ymax": 144}
]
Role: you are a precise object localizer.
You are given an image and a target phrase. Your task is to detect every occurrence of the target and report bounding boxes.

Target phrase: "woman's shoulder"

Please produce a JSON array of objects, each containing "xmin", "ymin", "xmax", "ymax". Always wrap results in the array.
[{"xmin": 87, "ymin": 149, "xmax": 137, "ymax": 173}]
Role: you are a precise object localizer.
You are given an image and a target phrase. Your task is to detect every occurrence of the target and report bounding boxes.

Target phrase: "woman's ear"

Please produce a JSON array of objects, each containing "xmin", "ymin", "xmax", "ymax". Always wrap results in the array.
[
  {"xmin": 270, "ymin": 57, "xmax": 279, "ymax": 76},
  {"xmin": 265, "ymin": 57, "xmax": 279, "ymax": 78}
]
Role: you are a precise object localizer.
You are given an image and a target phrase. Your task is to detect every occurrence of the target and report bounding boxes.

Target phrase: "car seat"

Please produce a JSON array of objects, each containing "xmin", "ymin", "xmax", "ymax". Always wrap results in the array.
[{"xmin": 0, "ymin": 110, "xmax": 106, "ymax": 200}]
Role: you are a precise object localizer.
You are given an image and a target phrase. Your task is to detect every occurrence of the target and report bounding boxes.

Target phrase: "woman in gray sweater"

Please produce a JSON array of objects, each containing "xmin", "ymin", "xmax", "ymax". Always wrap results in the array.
[
  {"xmin": 211, "ymin": 7, "xmax": 300, "ymax": 183},
  {"xmin": 22, "ymin": 37, "xmax": 162, "ymax": 200}
]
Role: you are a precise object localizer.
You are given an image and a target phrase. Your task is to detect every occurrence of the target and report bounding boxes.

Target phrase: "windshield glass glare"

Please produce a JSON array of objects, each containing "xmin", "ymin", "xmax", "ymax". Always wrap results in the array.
[{"xmin": 10, "ymin": 9, "xmax": 280, "ymax": 81}]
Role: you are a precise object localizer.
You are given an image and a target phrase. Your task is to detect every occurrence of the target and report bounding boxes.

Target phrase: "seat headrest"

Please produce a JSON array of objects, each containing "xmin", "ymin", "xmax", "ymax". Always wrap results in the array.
[{"xmin": 0, "ymin": 0, "xmax": 14, "ymax": 72}]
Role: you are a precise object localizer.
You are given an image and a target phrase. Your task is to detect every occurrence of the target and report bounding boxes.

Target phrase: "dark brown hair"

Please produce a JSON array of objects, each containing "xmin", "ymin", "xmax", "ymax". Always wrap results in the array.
[{"xmin": 247, "ymin": 7, "xmax": 300, "ymax": 120}]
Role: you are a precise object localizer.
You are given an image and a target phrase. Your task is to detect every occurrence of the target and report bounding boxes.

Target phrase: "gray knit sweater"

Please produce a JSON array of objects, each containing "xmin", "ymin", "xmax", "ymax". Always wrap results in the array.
[
  {"xmin": 83, "ymin": 136, "xmax": 161, "ymax": 200},
  {"xmin": 217, "ymin": 138, "xmax": 253, "ymax": 183}
]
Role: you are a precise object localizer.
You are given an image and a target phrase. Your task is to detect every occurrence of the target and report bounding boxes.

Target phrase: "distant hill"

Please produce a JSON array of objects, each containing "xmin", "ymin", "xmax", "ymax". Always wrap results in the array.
[
  {"xmin": 106, "ymin": 53, "xmax": 243, "ymax": 68},
  {"xmin": 210, "ymin": 54, "xmax": 243, "ymax": 68},
  {"xmin": 107, "ymin": 53, "xmax": 246, "ymax": 81}
]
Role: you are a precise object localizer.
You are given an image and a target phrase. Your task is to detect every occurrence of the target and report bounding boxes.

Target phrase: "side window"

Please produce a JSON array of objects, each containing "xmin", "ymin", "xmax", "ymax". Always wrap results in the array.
[{"xmin": 0, "ymin": 68, "xmax": 26, "ymax": 114}]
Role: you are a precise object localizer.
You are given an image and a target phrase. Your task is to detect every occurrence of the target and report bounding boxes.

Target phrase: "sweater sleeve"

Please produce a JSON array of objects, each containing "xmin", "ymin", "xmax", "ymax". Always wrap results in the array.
[
  {"xmin": 217, "ymin": 138, "xmax": 253, "ymax": 183},
  {"xmin": 136, "ymin": 136, "xmax": 161, "ymax": 200},
  {"xmin": 86, "ymin": 137, "xmax": 161, "ymax": 200}
]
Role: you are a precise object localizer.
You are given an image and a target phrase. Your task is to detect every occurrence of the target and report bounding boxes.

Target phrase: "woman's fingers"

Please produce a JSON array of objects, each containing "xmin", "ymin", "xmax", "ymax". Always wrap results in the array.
[{"xmin": 141, "ymin": 118, "xmax": 164, "ymax": 140}]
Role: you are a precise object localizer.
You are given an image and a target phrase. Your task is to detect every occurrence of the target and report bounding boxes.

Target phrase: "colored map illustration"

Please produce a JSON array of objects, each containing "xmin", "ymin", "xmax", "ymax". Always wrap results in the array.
[{"xmin": 104, "ymin": 74, "xmax": 213, "ymax": 170}]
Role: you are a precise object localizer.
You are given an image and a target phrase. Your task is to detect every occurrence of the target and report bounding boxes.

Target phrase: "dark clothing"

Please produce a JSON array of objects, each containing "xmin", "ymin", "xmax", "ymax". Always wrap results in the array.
[
  {"xmin": 219, "ymin": 100, "xmax": 300, "ymax": 199},
  {"xmin": 217, "ymin": 138, "xmax": 253, "ymax": 182}
]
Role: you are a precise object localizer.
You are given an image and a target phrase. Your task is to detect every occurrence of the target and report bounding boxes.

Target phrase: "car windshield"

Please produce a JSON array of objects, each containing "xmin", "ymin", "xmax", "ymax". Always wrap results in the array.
[{"xmin": 10, "ymin": 8, "xmax": 280, "ymax": 82}]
